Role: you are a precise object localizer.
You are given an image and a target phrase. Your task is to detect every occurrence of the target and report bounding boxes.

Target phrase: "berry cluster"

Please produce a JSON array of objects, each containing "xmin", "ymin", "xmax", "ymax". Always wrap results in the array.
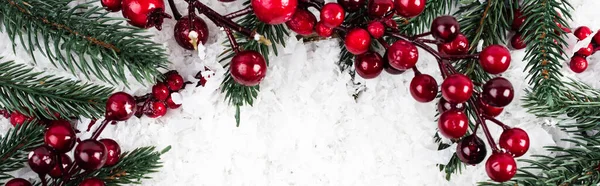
[
  {"xmin": 136, "ymin": 71, "xmax": 187, "ymax": 118},
  {"xmin": 569, "ymin": 26, "xmax": 600, "ymax": 73}
]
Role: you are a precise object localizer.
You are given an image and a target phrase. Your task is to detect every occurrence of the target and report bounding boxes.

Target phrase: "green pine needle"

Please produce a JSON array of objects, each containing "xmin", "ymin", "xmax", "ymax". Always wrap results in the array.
[{"xmin": 0, "ymin": 121, "xmax": 45, "ymax": 184}]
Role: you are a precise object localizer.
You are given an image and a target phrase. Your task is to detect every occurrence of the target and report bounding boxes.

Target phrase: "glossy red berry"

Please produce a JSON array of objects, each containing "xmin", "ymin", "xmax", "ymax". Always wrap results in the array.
[
  {"xmin": 174, "ymin": 15, "xmax": 209, "ymax": 50},
  {"xmin": 409, "ymin": 74, "xmax": 438, "ymax": 103},
  {"xmin": 387, "ymin": 40, "xmax": 419, "ymax": 70},
  {"xmin": 479, "ymin": 45, "xmax": 511, "ymax": 74},
  {"xmin": 512, "ymin": 9, "xmax": 526, "ymax": 31},
  {"xmin": 320, "ymin": 3, "xmax": 345, "ymax": 28},
  {"xmin": 354, "ymin": 52, "xmax": 384, "ymax": 79},
  {"xmin": 251, "ymin": 0, "xmax": 298, "ymax": 25},
  {"xmin": 101, "ymin": 0, "xmax": 121, "ymax": 12},
  {"xmin": 438, "ymin": 98, "xmax": 465, "ymax": 113},
  {"xmin": 315, "ymin": 21, "xmax": 334, "ymax": 37},
  {"xmin": 394, "ymin": 0, "xmax": 426, "ymax": 18},
  {"xmin": 431, "ymin": 16, "xmax": 460, "ymax": 43},
  {"xmin": 44, "ymin": 120, "xmax": 76, "ymax": 153},
  {"xmin": 28, "ymin": 145, "xmax": 56, "ymax": 175},
  {"xmin": 79, "ymin": 178, "xmax": 106, "ymax": 186},
  {"xmin": 121, "ymin": 0, "xmax": 171, "ymax": 30},
  {"xmin": 499, "ymin": 128, "xmax": 530, "ymax": 157},
  {"xmin": 10, "ymin": 110, "xmax": 32, "ymax": 126},
  {"xmin": 456, "ymin": 135, "xmax": 487, "ymax": 165},
  {"xmin": 5, "ymin": 178, "xmax": 32, "ymax": 186},
  {"xmin": 337, "ymin": 0, "xmax": 364, "ymax": 12},
  {"xmin": 166, "ymin": 93, "xmax": 183, "ymax": 109},
  {"xmin": 152, "ymin": 83, "xmax": 170, "ymax": 101},
  {"xmin": 368, "ymin": 0, "xmax": 394, "ymax": 18},
  {"xmin": 230, "ymin": 50, "xmax": 268, "ymax": 86},
  {"xmin": 48, "ymin": 154, "xmax": 71, "ymax": 178},
  {"xmin": 382, "ymin": 52, "xmax": 405, "ymax": 75},
  {"xmin": 594, "ymin": 31, "xmax": 600, "ymax": 45},
  {"xmin": 441, "ymin": 74, "xmax": 473, "ymax": 103},
  {"xmin": 74, "ymin": 139, "xmax": 107, "ymax": 171},
  {"xmin": 485, "ymin": 152, "xmax": 517, "ymax": 182},
  {"xmin": 165, "ymin": 72, "xmax": 184, "ymax": 92},
  {"xmin": 345, "ymin": 28, "xmax": 371, "ymax": 55},
  {"xmin": 482, "ymin": 77, "xmax": 514, "ymax": 107},
  {"xmin": 569, "ymin": 56, "xmax": 588, "ymax": 73},
  {"xmin": 438, "ymin": 34, "xmax": 469, "ymax": 55},
  {"xmin": 286, "ymin": 9, "xmax": 317, "ymax": 36},
  {"xmin": 510, "ymin": 33, "xmax": 527, "ymax": 50},
  {"xmin": 576, "ymin": 43, "xmax": 594, "ymax": 57},
  {"xmin": 367, "ymin": 21, "xmax": 385, "ymax": 39},
  {"xmin": 144, "ymin": 101, "xmax": 168, "ymax": 118},
  {"xmin": 478, "ymin": 99, "xmax": 503, "ymax": 117},
  {"xmin": 438, "ymin": 110, "xmax": 468, "ymax": 139},
  {"xmin": 105, "ymin": 92, "xmax": 136, "ymax": 121},
  {"xmin": 99, "ymin": 139, "xmax": 121, "ymax": 167},
  {"xmin": 574, "ymin": 26, "xmax": 592, "ymax": 40}
]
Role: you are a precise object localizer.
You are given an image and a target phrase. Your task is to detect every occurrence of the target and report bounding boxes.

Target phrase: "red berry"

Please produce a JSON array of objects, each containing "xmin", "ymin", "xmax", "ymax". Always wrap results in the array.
[
  {"xmin": 594, "ymin": 31, "xmax": 600, "ymax": 45},
  {"xmin": 368, "ymin": 0, "xmax": 394, "ymax": 18},
  {"xmin": 10, "ymin": 110, "xmax": 32, "ymax": 126},
  {"xmin": 144, "ymin": 101, "xmax": 168, "ymax": 118},
  {"xmin": 315, "ymin": 21, "xmax": 334, "ymax": 37},
  {"xmin": 441, "ymin": 74, "xmax": 473, "ymax": 103},
  {"xmin": 499, "ymin": 128, "xmax": 530, "ymax": 157},
  {"xmin": 165, "ymin": 73, "xmax": 185, "ymax": 91},
  {"xmin": 230, "ymin": 50, "xmax": 268, "ymax": 86},
  {"xmin": 79, "ymin": 178, "xmax": 106, "ymax": 186},
  {"xmin": 320, "ymin": 3, "xmax": 345, "ymax": 28},
  {"xmin": 286, "ymin": 9, "xmax": 317, "ymax": 36},
  {"xmin": 152, "ymin": 83, "xmax": 170, "ymax": 101},
  {"xmin": 438, "ymin": 34, "xmax": 469, "ymax": 55},
  {"xmin": 482, "ymin": 77, "xmax": 514, "ymax": 107},
  {"xmin": 409, "ymin": 74, "xmax": 438, "ymax": 103},
  {"xmin": 166, "ymin": 93, "xmax": 183, "ymax": 109},
  {"xmin": 101, "ymin": 0, "xmax": 121, "ymax": 12},
  {"xmin": 99, "ymin": 139, "xmax": 121, "ymax": 167},
  {"xmin": 431, "ymin": 16, "xmax": 460, "ymax": 43},
  {"xmin": 5, "ymin": 178, "xmax": 32, "ymax": 186},
  {"xmin": 174, "ymin": 15, "xmax": 209, "ymax": 50},
  {"xmin": 512, "ymin": 9, "xmax": 526, "ymax": 31},
  {"xmin": 510, "ymin": 33, "xmax": 527, "ymax": 50},
  {"xmin": 569, "ymin": 55, "xmax": 588, "ymax": 73},
  {"xmin": 438, "ymin": 110, "xmax": 468, "ymax": 139},
  {"xmin": 438, "ymin": 98, "xmax": 465, "ymax": 113},
  {"xmin": 574, "ymin": 26, "xmax": 592, "ymax": 40},
  {"xmin": 354, "ymin": 52, "xmax": 384, "ymax": 79},
  {"xmin": 382, "ymin": 52, "xmax": 405, "ymax": 75},
  {"xmin": 478, "ymin": 99, "xmax": 503, "ymax": 117},
  {"xmin": 251, "ymin": 0, "xmax": 298, "ymax": 25},
  {"xmin": 105, "ymin": 92, "xmax": 137, "ymax": 121},
  {"xmin": 121, "ymin": 0, "xmax": 171, "ymax": 30},
  {"xmin": 456, "ymin": 135, "xmax": 487, "ymax": 165},
  {"xmin": 48, "ymin": 154, "xmax": 71, "ymax": 178},
  {"xmin": 367, "ymin": 21, "xmax": 385, "ymax": 39},
  {"xmin": 394, "ymin": 0, "xmax": 426, "ymax": 18},
  {"xmin": 44, "ymin": 120, "xmax": 76, "ymax": 153},
  {"xmin": 74, "ymin": 139, "xmax": 107, "ymax": 171},
  {"xmin": 576, "ymin": 43, "xmax": 594, "ymax": 57},
  {"xmin": 485, "ymin": 152, "xmax": 517, "ymax": 182},
  {"xmin": 387, "ymin": 40, "xmax": 419, "ymax": 70},
  {"xmin": 345, "ymin": 28, "xmax": 371, "ymax": 55},
  {"xmin": 337, "ymin": 0, "xmax": 364, "ymax": 12},
  {"xmin": 479, "ymin": 45, "xmax": 511, "ymax": 74},
  {"xmin": 28, "ymin": 145, "xmax": 56, "ymax": 175}
]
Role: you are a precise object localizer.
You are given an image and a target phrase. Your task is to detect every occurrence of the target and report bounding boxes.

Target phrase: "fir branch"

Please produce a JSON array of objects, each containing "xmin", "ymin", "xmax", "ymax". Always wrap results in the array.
[
  {"xmin": 0, "ymin": 0, "xmax": 169, "ymax": 85},
  {"xmin": 0, "ymin": 61, "xmax": 112, "ymax": 119},
  {"xmin": 398, "ymin": 0, "xmax": 453, "ymax": 35},
  {"xmin": 0, "ymin": 121, "xmax": 45, "ymax": 184}
]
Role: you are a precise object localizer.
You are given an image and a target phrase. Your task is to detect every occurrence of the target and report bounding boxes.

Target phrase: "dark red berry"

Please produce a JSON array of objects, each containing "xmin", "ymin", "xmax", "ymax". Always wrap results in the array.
[
  {"xmin": 79, "ymin": 178, "xmax": 106, "ymax": 186},
  {"xmin": 409, "ymin": 74, "xmax": 438, "ymax": 103},
  {"xmin": 574, "ymin": 26, "xmax": 592, "ymax": 40},
  {"xmin": 594, "ymin": 31, "xmax": 600, "ymax": 45},
  {"xmin": 165, "ymin": 73, "xmax": 184, "ymax": 91},
  {"xmin": 345, "ymin": 28, "xmax": 371, "ymax": 55},
  {"xmin": 286, "ymin": 9, "xmax": 317, "ymax": 36},
  {"xmin": 510, "ymin": 33, "xmax": 527, "ymax": 50},
  {"xmin": 438, "ymin": 110, "xmax": 468, "ymax": 139},
  {"xmin": 438, "ymin": 34, "xmax": 469, "ymax": 55},
  {"xmin": 320, "ymin": 3, "xmax": 345, "ymax": 28},
  {"xmin": 367, "ymin": 21, "xmax": 385, "ymax": 39},
  {"xmin": 121, "ymin": 0, "xmax": 171, "ymax": 30},
  {"xmin": 44, "ymin": 120, "xmax": 76, "ymax": 153},
  {"xmin": 438, "ymin": 98, "xmax": 465, "ymax": 113},
  {"xmin": 569, "ymin": 55, "xmax": 588, "ymax": 73},
  {"xmin": 576, "ymin": 43, "xmax": 594, "ymax": 57},
  {"xmin": 337, "ymin": 0, "xmax": 364, "ymax": 12},
  {"xmin": 431, "ymin": 16, "xmax": 460, "ymax": 43},
  {"xmin": 482, "ymin": 77, "xmax": 514, "ymax": 107},
  {"xmin": 10, "ymin": 110, "xmax": 32, "ymax": 126},
  {"xmin": 74, "ymin": 139, "xmax": 107, "ymax": 171},
  {"xmin": 382, "ymin": 52, "xmax": 405, "ymax": 75},
  {"xmin": 354, "ymin": 52, "xmax": 384, "ymax": 79},
  {"xmin": 5, "ymin": 178, "xmax": 32, "ymax": 186},
  {"xmin": 99, "ymin": 139, "xmax": 121, "ymax": 167},
  {"xmin": 456, "ymin": 135, "xmax": 487, "ymax": 165},
  {"xmin": 144, "ymin": 101, "xmax": 168, "ymax": 118},
  {"xmin": 441, "ymin": 74, "xmax": 473, "ymax": 103},
  {"xmin": 251, "ymin": 0, "xmax": 298, "ymax": 25},
  {"xmin": 387, "ymin": 40, "xmax": 419, "ymax": 70},
  {"xmin": 28, "ymin": 145, "xmax": 56, "ymax": 175},
  {"xmin": 485, "ymin": 152, "xmax": 517, "ymax": 182},
  {"xmin": 105, "ymin": 92, "xmax": 136, "ymax": 121},
  {"xmin": 48, "ymin": 154, "xmax": 71, "ymax": 178},
  {"xmin": 152, "ymin": 83, "xmax": 170, "ymax": 101},
  {"xmin": 101, "ymin": 0, "xmax": 121, "ymax": 12},
  {"xmin": 499, "ymin": 128, "xmax": 530, "ymax": 157},
  {"xmin": 512, "ymin": 9, "xmax": 526, "ymax": 31},
  {"xmin": 478, "ymin": 99, "xmax": 503, "ymax": 117},
  {"xmin": 174, "ymin": 15, "xmax": 209, "ymax": 50},
  {"xmin": 394, "ymin": 0, "xmax": 426, "ymax": 18},
  {"xmin": 166, "ymin": 93, "xmax": 182, "ymax": 109},
  {"xmin": 479, "ymin": 45, "xmax": 511, "ymax": 74},
  {"xmin": 315, "ymin": 21, "xmax": 334, "ymax": 37},
  {"xmin": 368, "ymin": 0, "xmax": 394, "ymax": 18},
  {"xmin": 230, "ymin": 50, "xmax": 268, "ymax": 86}
]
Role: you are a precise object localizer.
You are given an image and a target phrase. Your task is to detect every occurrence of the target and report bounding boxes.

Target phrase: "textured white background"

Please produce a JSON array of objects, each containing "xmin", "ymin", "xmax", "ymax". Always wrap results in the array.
[{"xmin": 2, "ymin": 0, "xmax": 600, "ymax": 185}]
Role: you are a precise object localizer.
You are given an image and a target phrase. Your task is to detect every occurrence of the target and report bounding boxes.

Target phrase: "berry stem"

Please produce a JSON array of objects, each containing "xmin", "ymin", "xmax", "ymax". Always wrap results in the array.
[
  {"xmin": 483, "ymin": 115, "xmax": 511, "ymax": 130},
  {"xmin": 39, "ymin": 174, "xmax": 47, "ymax": 186},
  {"xmin": 191, "ymin": 1, "xmax": 256, "ymax": 40},
  {"xmin": 412, "ymin": 67, "xmax": 421, "ymax": 76},
  {"xmin": 167, "ymin": 0, "xmax": 182, "ymax": 20},
  {"xmin": 376, "ymin": 38, "xmax": 390, "ymax": 49},
  {"xmin": 225, "ymin": 28, "xmax": 241, "ymax": 53},
  {"xmin": 90, "ymin": 120, "xmax": 110, "ymax": 140},
  {"xmin": 415, "ymin": 38, "xmax": 440, "ymax": 44},
  {"xmin": 442, "ymin": 54, "xmax": 479, "ymax": 61},
  {"xmin": 436, "ymin": 59, "xmax": 449, "ymax": 78},
  {"xmin": 411, "ymin": 32, "xmax": 432, "ymax": 39},
  {"xmin": 224, "ymin": 6, "xmax": 253, "ymax": 19},
  {"xmin": 468, "ymin": 99, "xmax": 500, "ymax": 151}
]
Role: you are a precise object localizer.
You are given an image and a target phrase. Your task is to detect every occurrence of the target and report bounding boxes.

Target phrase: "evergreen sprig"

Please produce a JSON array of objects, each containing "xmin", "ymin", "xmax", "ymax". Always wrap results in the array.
[
  {"xmin": 398, "ymin": 0, "xmax": 454, "ymax": 35},
  {"xmin": 0, "ymin": 61, "xmax": 112, "ymax": 119},
  {"xmin": 0, "ymin": 121, "xmax": 45, "ymax": 185},
  {"xmin": 0, "ymin": 0, "xmax": 169, "ymax": 85}
]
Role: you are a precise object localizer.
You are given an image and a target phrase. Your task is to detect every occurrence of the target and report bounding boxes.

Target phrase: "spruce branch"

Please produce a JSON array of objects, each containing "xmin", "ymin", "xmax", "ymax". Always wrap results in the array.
[
  {"xmin": 398, "ymin": 0, "xmax": 453, "ymax": 35},
  {"xmin": 0, "ymin": 0, "xmax": 169, "ymax": 85},
  {"xmin": 0, "ymin": 121, "xmax": 45, "ymax": 184},
  {"xmin": 0, "ymin": 61, "xmax": 113, "ymax": 119}
]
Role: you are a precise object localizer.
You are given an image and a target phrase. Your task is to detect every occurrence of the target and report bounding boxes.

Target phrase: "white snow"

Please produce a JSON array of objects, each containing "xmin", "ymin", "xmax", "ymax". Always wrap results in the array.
[{"xmin": 1, "ymin": 0, "xmax": 600, "ymax": 185}]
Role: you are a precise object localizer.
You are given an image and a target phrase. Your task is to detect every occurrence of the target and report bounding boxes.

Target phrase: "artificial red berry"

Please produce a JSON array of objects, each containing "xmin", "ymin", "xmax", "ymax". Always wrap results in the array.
[
  {"xmin": 438, "ymin": 34, "xmax": 469, "ymax": 55},
  {"xmin": 165, "ymin": 72, "xmax": 185, "ymax": 91},
  {"xmin": 431, "ymin": 16, "xmax": 460, "ymax": 43},
  {"xmin": 5, "ymin": 178, "xmax": 32, "ymax": 186},
  {"xmin": 121, "ymin": 0, "xmax": 171, "ymax": 30},
  {"xmin": 574, "ymin": 26, "xmax": 592, "ymax": 40},
  {"xmin": 409, "ymin": 74, "xmax": 438, "ymax": 103},
  {"xmin": 79, "ymin": 178, "xmax": 106, "ymax": 186},
  {"xmin": 286, "ymin": 9, "xmax": 317, "ymax": 36},
  {"xmin": 101, "ymin": 0, "xmax": 121, "ymax": 12},
  {"xmin": 144, "ymin": 101, "xmax": 168, "ymax": 118},
  {"xmin": 478, "ymin": 99, "xmax": 503, "ymax": 117},
  {"xmin": 48, "ymin": 154, "xmax": 71, "ymax": 178},
  {"xmin": 387, "ymin": 40, "xmax": 419, "ymax": 70},
  {"xmin": 438, "ymin": 98, "xmax": 465, "ymax": 113},
  {"xmin": 251, "ymin": 0, "xmax": 298, "ymax": 25},
  {"xmin": 166, "ymin": 93, "xmax": 183, "ymax": 109},
  {"xmin": 28, "ymin": 145, "xmax": 56, "ymax": 175},
  {"xmin": 438, "ymin": 110, "xmax": 468, "ymax": 139},
  {"xmin": 485, "ymin": 152, "xmax": 517, "ymax": 182},
  {"xmin": 441, "ymin": 74, "xmax": 473, "ymax": 103},
  {"xmin": 569, "ymin": 56, "xmax": 588, "ymax": 73},
  {"xmin": 152, "ymin": 83, "xmax": 170, "ymax": 101},
  {"xmin": 44, "ymin": 120, "xmax": 76, "ymax": 153},
  {"xmin": 174, "ymin": 15, "xmax": 209, "ymax": 50},
  {"xmin": 512, "ymin": 9, "xmax": 526, "ymax": 31},
  {"xmin": 105, "ymin": 92, "xmax": 137, "ymax": 121},
  {"xmin": 345, "ymin": 28, "xmax": 371, "ymax": 55},
  {"xmin": 337, "ymin": 0, "xmax": 364, "ymax": 12},
  {"xmin": 456, "ymin": 135, "xmax": 487, "ymax": 165},
  {"xmin": 594, "ymin": 31, "xmax": 600, "ymax": 45},
  {"xmin": 394, "ymin": 0, "xmax": 426, "ymax": 18},
  {"xmin": 74, "ymin": 139, "xmax": 107, "ymax": 171},
  {"xmin": 482, "ymin": 77, "xmax": 514, "ymax": 107},
  {"xmin": 315, "ymin": 21, "xmax": 334, "ymax": 37},
  {"xmin": 499, "ymin": 128, "xmax": 530, "ymax": 157},
  {"xmin": 510, "ymin": 33, "xmax": 527, "ymax": 50},
  {"xmin": 99, "ymin": 139, "xmax": 121, "ymax": 167},
  {"xmin": 368, "ymin": 0, "xmax": 394, "ymax": 18},
  {"xmin": 10, "ymin": 110, "xmax": 32, "ymax": 126},
  {"xmin": 320, "ymin": 3, "xmax": 345, "ymax": 28},
  {"xmin": 354, "ymin": 51, "xmax": 384, "ymax": 79},
  {"xmin": 479, "ymin": 45, "xmax": 511, "ymax": 74},
  {"xmin": 576, "ymin": 43, "xmax": 594, "ymax": 57},
  {"xmin": 367, "ymin": 21, "xmax": 385, "ymax": 39},
  {"xmin": 382, "ymin": 52, "xmax": 405, "ymax": 75},
  {"xmin": 230, "ymin": 50, "xmax": 268, "ymax": 86},
  {"xmin": 554, "ymin": 20, "xmax": 571, "ymax": 34}
]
